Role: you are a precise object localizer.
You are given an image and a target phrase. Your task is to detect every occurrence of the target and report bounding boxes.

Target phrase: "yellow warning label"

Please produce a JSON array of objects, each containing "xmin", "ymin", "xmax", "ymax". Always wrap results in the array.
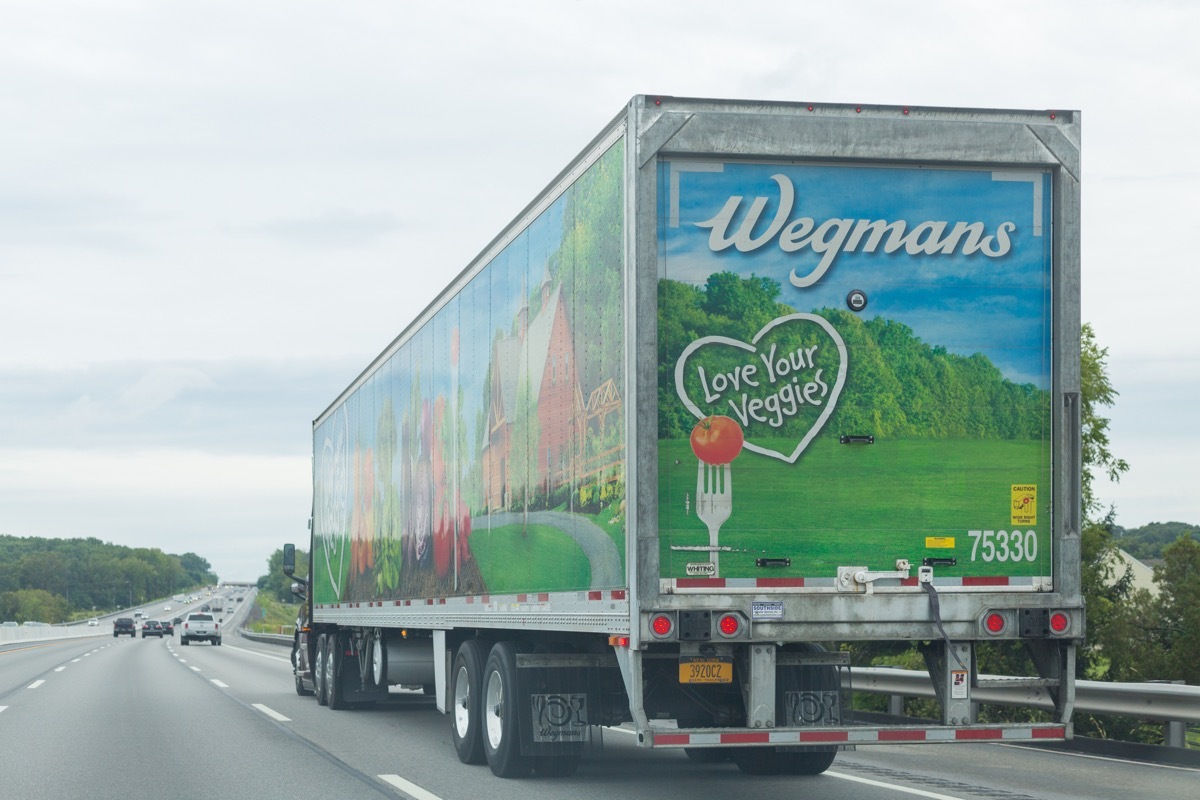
[
  {"xmin": 925, "ymin": 537, "xmax": 956, "ymax": 549},
  {"xmin": 1011, "ymin": 484, "xmax": 1037, "ymax": 526}
]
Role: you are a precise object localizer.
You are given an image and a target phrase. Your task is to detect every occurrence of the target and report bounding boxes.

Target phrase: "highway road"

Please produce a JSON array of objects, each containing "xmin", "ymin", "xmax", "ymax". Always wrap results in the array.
[{"xmin": 2, "ymin": 624, "xmax": 1196, "ymax": 800}]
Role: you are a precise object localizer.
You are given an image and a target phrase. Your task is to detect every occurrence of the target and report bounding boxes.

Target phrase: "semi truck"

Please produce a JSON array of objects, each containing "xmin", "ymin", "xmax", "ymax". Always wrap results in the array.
[{"xmin": 282, "ymin": 95, "xmax": 1083, "ymax": 778}]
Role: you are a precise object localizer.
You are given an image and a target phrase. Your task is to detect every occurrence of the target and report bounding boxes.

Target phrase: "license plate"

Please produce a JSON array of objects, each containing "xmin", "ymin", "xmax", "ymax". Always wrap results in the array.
[{"xmin": 679, "ymin": 656, "xmax": 733, "ymax": 684}]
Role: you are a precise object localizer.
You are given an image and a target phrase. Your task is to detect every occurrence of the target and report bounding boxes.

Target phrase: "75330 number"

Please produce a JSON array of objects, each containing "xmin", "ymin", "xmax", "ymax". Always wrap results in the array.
[{"xmin": 967, "ymin": 529, "xmax": 1038, "ymax": 562}]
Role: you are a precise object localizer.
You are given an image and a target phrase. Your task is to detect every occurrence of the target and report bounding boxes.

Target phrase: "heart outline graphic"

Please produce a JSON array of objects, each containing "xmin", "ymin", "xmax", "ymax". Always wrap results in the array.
[
  {"xmin": 674, "ymin": 312, "xmax": 848, "ymax": 464},
  {"xmin": 317, "ymin": 406, "xmax": 350, "ymax": 601}
]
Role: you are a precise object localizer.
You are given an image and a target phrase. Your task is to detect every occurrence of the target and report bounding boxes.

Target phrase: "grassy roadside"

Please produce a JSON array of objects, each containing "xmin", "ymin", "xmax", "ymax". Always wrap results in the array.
[{"xmin": 245, "ymin": 593, "xmax": 302, "ymax": 634}]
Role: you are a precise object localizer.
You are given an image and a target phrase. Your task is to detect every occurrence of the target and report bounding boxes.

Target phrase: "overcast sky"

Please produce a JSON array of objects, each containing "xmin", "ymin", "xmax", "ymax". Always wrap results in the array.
[{"xmin": 2, "ymin": 1, "xmax": 1196, "ymax": 582}]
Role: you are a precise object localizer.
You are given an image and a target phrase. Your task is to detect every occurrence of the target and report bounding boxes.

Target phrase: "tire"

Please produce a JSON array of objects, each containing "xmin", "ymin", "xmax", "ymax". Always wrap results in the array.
[
  {"xmin": 326, "ymin": 633, "xmax": 346, "ymax": 710},
  {"xmin": 780, "ymin": 749, "xmax": 837, "ymax": 775},
  {"xmin": 451, "ymin": 640, "xmax": 488, "ymax": 765},
  {"xmin": 532, "ymin": 752, "xmax": 581, "ymax": 777},
  {"xmin": 182, "ymin": 637, "xmax": 190, "ymax": 646},
  {"xmin": 733, "ymin": 748, "xmax": 786, "ymax": 775},
  {"xmin": 215, "ymin": 638, "xmax": 222, "ymax": 646},
  {"xmin": 370, "ymin": 636, "xmax": 387, "ymax": 689},
  {"xmin": 292, "ymin": 638, "xmax": 315, "ymax": 696},
  {"xmin": 482, "ymin": 642, "xmax": 530, "ymax": 778},
  {"xmin": 314, "ymin": 634, "xmax": 328, "ymax": 706}
]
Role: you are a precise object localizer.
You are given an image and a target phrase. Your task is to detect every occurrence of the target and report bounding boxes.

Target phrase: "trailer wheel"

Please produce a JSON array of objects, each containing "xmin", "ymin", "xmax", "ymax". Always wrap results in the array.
[
  {"xmin": 327, "ymin": 632, "xmax": 346, "ymax": 710},
  {"xmin": 780, "ymin": 749, "xmax": 837, "ymax": 775},
  {"xmin": 531, "ymin": 752, "xmax": 581, "ymax": 777},
  {"xmin": 292, "ymin": 637, "xmax": 314, "ymax": 696},
  {"xmin": 482, "ymin": 641, "xmax": 531, "ymax": 778},
  {"xmin": 451, "ymin": 640, "xmax": 487, "ymax": 765},
  {"xmin": 314, "ymin": 633, "xmax": 328, "ymax": 706},
  {"xmin": 370, "ymin": 636, "xmax": 386, "ymax": 688}
]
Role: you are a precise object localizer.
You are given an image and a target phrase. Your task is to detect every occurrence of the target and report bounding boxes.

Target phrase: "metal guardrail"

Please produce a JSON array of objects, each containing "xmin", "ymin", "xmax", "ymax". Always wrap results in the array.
[
  {"xmin": 850, "ymin": 666, "xmax": 1200, "ymax": 723},
  {"xmin": 0, "ymin": 626, "xmax": 110, "ymax": 643},
  {"xmin": 239, "ymin": 629, "xmax": 292, "ymax": 646},
  {"xmin": 850, "ymin": 666, "xmax": 1199, "ymax": 749}
]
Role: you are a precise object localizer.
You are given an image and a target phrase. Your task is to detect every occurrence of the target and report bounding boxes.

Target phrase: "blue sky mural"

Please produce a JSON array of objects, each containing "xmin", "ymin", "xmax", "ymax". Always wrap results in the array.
[{"xmin": 660, "ymin": 161, "xmax": 1053, "ymax": 388}]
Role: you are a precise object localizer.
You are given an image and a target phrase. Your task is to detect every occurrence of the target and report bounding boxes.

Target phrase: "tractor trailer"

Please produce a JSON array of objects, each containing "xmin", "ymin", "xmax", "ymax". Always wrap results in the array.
[{"xmin": 283, "ymin": 95, "xmax": 1083, "ymax": 778}]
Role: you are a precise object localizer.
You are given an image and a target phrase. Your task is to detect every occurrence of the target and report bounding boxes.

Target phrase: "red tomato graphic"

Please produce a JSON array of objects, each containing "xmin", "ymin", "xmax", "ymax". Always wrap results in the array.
[{"xmin": 689, "ymin": 415, "xmax": 745, "ymax": 465}]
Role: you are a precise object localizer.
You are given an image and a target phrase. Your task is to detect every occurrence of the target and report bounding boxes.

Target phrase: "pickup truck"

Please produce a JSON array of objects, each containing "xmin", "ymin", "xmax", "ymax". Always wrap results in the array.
[
  {"xmin": 113, "ymin": 618, "xmax": 137, "ymax": 637},
  {"xmin": 179, "ymin": 612, "xmax": 221, "ymax": 646}
]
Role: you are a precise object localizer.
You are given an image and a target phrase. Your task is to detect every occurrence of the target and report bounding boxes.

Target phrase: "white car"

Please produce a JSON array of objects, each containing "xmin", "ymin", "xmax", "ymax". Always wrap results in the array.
[
  {"xmin": 163, "ymin": 605, "xmax": 172, "ymax": 611},
  {"xmin": 88, "ymin": 618, "xmax": 99, "ymax": 626}
]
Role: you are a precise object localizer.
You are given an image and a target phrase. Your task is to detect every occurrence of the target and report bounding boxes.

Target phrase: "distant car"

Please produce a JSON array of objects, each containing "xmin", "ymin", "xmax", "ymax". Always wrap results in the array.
[
  {"xmin": 114, "ymin": 618, "xmax": 137, "ymax": 637},
  {"xmin": 163, "ymin": 605, "xmax": 172, "ymax": 611},
  {"xmin": 141, "ymin": 620, "xmax": 164, "ymax": 638},
  {"xmin": 22, "ymin": 621, "xmax": 50, "ymax": 627},
  {"xmin": 160, "ymin": 619, "xmax": 174, "ymax": 635},
  {"xmin": 88, "ymin": 618, "xmax": 99, "ymax": 626},
  {"xmin": 1, "ymin": 621, "xmax": 18, "ymax": 627}
]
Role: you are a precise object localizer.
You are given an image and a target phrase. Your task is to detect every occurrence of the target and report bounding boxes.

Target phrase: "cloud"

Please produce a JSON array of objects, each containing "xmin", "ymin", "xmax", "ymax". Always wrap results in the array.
[
  {"xmin": 0, "ymin": 358, "xmax": 355, "ymax": 455},
  {"xmin": 244, "ymin": 209, "xmax": 404, "ymax": 249}
]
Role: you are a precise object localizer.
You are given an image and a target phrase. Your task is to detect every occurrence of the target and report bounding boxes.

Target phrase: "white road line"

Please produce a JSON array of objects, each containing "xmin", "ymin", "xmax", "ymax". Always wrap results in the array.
[
  {"xmin": 211, "ymin": 679, "xmax": 229, "ymax": 688},
  {"xmin": 224, "ymin": 644, "xmax": 290, "ymax": 663},
  {"xmin": 827, "ymin": 770, "xmax": 969, "ymax": 800},
  {"xmin": 378, "ymin": 774, "xmax": 442, "ymax": 800},
  {"xmin": 190, "ymin": 666, "xmax": 201, "ymax": 672},
  {"xmin": 251, "ymin": 704, "xmax": 291, "ymax": 722},
  {"xmin": 27, "ymin": 680, "xmax": 45, "ymax": 689},
  {"xmin": 71, "ymin": 658, "xmax": 81, "ymax": 663},
  {"xmin": 55, "ymin": 667, "xmax": 66, "ymax": 672},
  {"xmin": 0, "ymin": 706, "xmax": 7, "ymax": 714}
]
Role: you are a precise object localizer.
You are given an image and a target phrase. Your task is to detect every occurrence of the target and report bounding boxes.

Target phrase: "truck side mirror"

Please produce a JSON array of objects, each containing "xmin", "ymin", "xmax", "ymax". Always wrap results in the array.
[
  {"xmin": 282, "ymin": 543, "xmax": 295, "ymax": 577},
  {"xmin": 291, "ymin": 581, "xmax": 307, "ymax": 600}
]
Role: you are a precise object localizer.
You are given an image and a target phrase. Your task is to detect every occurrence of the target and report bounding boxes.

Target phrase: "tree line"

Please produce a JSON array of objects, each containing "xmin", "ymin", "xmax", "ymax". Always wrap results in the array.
[
  {"xmin": 0, "ymin": 535, "xmax": 217, "ymax": 623},
  {"xmin": 658, "ymin": 273, "xmax": 1047, "ymax": 441}
]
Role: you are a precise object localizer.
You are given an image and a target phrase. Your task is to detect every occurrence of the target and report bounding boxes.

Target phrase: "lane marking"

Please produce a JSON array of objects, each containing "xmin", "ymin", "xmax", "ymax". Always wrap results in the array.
[
  {"xmin": 27, "ymin": 680, "xmax": 45, "ymax": 689},
  {"xmin": 0, "ymin": 706, "xmax": 7, "ymax": 713},
  {"xmin": 71, "ymin": 659, "xmax": 81, "ymax": 663},
  {"xmin": 190, "ymin": 666, "xmax": 201, "ymax": 672},
  {"xmin": 828, "ymin": 770, "xmax": 969, "ymax": 800},
  {"xmin": 224, "ymin": 644, "xmax": 290, "ymax": 663},
  {"xmin": 211, "ymin": 679, "xmax": 229, "ymax": 688},
  {"xmin": 252, "ymin": 703, "xmax": 291, "ymax": 722},
  {"xmin": 378, "ymin": 774, "xmax": 442, "ymax": 800},
  {"xmin": 55, "ymin": 667, "xmax": 66, "ymax": 672}
]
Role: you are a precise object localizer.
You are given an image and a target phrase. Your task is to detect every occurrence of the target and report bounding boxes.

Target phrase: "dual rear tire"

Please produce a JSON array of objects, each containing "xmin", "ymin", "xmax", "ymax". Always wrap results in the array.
[{"xmin": 451, "ymin": 640, "xmax": 580, "ymax": 779}]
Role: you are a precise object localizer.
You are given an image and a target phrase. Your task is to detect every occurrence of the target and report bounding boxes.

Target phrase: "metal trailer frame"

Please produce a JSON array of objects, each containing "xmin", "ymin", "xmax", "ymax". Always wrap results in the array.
[
  {"xmin": 301, "ymin": 95, "xmax": 1083, "ymax": 756},
  {"xmin": 621, "ymin": 95, "xmax": 1081, "ymax": 742}
]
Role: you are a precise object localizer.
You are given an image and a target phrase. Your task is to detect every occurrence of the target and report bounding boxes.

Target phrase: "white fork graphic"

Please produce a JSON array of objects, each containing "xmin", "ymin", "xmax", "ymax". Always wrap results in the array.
[{"xmin": 695, "ymin": 461, "xmax": 732, "ymax": 576}]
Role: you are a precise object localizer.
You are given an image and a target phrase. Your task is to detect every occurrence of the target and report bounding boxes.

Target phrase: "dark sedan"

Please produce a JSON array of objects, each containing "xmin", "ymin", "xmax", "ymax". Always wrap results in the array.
[
  {"xmin": 160, "ymin": 619, "xmax": 175, "ymax": 635},
  {"xmin": 141, "ymin": 620, "xmax": 164, "ymax": 638}
]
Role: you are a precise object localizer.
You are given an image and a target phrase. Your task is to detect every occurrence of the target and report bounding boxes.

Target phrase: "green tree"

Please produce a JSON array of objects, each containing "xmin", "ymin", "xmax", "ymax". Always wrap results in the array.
[
  {"xmin": 1080, "ymin": 323, "xmax": 1130, "ymax": 514},
  {"xmin": 257, "ymin": 547, "xmax": 309, "ymax": 603}
]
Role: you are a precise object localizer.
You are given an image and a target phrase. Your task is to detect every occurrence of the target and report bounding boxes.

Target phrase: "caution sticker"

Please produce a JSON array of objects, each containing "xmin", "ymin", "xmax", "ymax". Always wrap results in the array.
[
  {"xmin": 925, "ymin": 536, "xmax": 955, "ymax": 549},
  {"xmin": 1011, "ymin": 484, "xmax": 1037, "ymax": 526}
]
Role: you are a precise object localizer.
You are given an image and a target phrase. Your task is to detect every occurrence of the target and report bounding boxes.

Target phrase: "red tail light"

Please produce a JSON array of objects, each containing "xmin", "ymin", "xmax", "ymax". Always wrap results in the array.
[
  {"xmin": 717, "ymin": 614, "xmax": 740, "ymax": 637},
  {"xmin": 1049, "ymin": 611, "xmax": 1070, "ymax": 634},
  {"xmin": 650, "ymin": 613, "xmax": 673, "ymax": 638},
  {"xmin": 984, "ymin": 612, "xmax": 1006, "ymax": 635}
]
